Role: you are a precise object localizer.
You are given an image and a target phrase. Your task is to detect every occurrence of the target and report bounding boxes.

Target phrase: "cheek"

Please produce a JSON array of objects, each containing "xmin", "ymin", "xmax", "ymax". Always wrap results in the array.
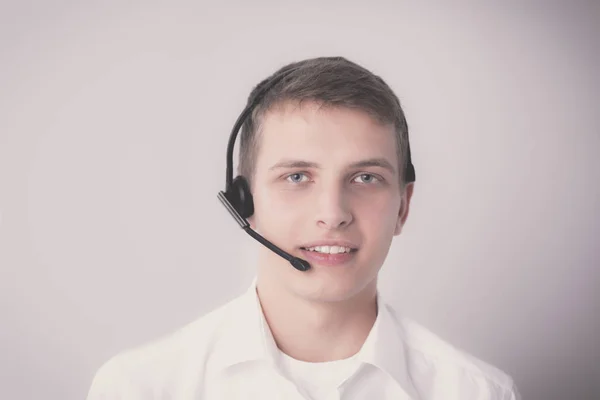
[
  {"xmin": 356, "ymin": 198, "xmax": 400, "ymax": 241},
  {"xmin": 252, "ymin": 186, "xmax": 304, "ymax": 229}
]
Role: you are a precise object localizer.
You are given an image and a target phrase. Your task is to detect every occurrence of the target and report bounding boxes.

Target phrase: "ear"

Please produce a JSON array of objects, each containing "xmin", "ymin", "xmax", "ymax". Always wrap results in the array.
[{"xmin": 394, "ymin": 182, "xmax": 414, "ymax": 236}]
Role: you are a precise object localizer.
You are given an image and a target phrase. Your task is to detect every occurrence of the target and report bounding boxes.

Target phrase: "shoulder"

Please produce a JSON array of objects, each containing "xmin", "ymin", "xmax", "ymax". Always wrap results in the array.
[
  {"xmin": 86, "ymin": 295, "xmax": 241, "ymax": 399},
  {"xmin": 385, "ymin": 305, "xmax": 520, "ymax": 399}
]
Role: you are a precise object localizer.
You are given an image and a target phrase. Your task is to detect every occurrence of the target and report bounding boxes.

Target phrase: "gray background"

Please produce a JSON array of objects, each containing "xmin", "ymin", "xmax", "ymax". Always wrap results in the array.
[{"xmin": 1, "ymin": 1, "xmax": 599, "ymax": 399}]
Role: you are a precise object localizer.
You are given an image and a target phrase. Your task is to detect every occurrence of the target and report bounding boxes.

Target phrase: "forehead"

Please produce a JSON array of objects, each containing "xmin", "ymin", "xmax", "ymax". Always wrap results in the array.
[{"xmin": 254, "ymin": 101, "xmax": 398, "ymax": 172}]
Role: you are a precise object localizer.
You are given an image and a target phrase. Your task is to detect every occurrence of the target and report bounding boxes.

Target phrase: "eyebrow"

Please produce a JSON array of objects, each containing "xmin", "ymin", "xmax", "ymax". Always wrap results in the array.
[
  {"xmin": 269, "ymin": 158, "xmax": 397, "ymax": 174},
  {"xmin": 350, "ymin": 158, "xmax": 396, "ymax": 174}
]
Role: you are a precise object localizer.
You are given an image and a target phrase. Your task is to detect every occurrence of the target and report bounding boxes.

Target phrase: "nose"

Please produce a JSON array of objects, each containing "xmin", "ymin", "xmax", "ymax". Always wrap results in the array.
[{"xmin": 314, "ymin": 183, "xmax": 353, "ymax": 230}]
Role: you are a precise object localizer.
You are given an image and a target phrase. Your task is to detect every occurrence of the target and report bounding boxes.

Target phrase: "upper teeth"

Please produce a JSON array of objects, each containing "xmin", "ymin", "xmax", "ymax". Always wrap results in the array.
[{"xmin": 305, "ymin": 245, "xmax": 353, "ymax": 254}]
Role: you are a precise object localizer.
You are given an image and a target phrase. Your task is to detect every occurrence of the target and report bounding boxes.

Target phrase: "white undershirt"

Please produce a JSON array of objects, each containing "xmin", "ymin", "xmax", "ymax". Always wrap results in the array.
[{"xmin": 278, "ymin": 351, "xmax": 360, "ymax": 400}]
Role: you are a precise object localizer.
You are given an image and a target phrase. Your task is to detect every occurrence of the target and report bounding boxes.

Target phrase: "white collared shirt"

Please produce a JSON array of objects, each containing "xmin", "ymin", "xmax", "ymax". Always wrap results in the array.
[{"xmin": 86, "ymin": 281, "xmax": 521, "ymax": 400}]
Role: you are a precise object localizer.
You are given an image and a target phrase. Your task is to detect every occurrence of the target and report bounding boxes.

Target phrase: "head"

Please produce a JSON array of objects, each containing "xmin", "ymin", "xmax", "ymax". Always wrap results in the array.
[{"xmin": 240, "ymin": 57, "xmax": 414, "ymax": 303}]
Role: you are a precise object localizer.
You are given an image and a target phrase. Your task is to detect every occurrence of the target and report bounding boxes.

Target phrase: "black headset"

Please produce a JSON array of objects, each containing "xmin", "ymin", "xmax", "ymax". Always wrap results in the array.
[{"xmin": 218, "ymin": 67, "xmax": 415, "ymax": 272}]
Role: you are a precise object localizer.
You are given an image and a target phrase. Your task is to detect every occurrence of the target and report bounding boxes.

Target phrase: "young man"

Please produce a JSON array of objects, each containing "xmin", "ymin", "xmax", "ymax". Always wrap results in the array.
[{"xmin": 87, "ymin": 57, "xmax": 520, "ymax": 399}]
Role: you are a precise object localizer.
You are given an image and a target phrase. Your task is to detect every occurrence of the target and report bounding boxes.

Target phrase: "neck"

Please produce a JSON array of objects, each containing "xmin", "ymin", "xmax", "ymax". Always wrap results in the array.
[{"xmin": 255, "ymin": 269, "xmax": 378, "ymax": 363}]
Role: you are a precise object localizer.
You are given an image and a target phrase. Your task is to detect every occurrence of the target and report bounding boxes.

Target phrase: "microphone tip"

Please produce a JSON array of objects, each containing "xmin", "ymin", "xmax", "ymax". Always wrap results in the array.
[{"xmin": 291, "ymin": 257, "xmax": 311, "ymax": 272}]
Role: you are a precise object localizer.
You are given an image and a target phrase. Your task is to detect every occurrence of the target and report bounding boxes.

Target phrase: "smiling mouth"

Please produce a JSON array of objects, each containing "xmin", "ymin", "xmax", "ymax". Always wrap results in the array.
[{"xmin": 299, "ymin": 245, "xmax": 358, "ymax": 255}]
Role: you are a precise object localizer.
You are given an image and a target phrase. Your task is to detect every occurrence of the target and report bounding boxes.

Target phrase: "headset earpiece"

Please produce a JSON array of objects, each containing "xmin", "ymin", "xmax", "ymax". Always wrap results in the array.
[{"xmin": 228, "ymin": 175, "xmax": 254, "ymax": 219}]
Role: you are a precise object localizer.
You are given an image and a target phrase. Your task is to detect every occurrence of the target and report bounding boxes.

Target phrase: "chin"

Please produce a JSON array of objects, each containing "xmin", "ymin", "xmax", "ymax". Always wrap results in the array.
[
  {"xmin": 291, "ymin": 273, "xmax": 373, "ymax": 303},
  {"xmin": 258, "ymin": 250, "xmax": 378, "ymax": 302}
]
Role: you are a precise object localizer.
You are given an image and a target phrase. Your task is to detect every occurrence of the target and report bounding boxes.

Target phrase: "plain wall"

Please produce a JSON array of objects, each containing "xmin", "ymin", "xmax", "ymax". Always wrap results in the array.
[{"xmin": 1, "ymin": 1, "xmax": 599, "ymax": 399}]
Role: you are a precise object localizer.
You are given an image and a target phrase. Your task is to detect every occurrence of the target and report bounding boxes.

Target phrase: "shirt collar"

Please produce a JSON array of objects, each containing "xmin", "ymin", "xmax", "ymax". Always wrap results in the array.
[
  {"xmin": 212, "ymin": 280, "xmax": 279, "ymax": 370},
  {"xmin": 213, "ymin": 279, "xmax": 419, "ymax": 398},
  {"xmin": 356, "ymin": 291, "xmax": 421, "ymax": 398}
]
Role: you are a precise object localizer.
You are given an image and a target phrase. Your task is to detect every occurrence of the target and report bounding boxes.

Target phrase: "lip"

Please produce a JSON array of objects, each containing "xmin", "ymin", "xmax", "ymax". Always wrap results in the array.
[
  {"xmin": 298, "ymin": 239, "xmax": 359, "ymax": 250},
  {"xmin": 299, "ymin": 248, "xmax": 357, "ymax": 267}
]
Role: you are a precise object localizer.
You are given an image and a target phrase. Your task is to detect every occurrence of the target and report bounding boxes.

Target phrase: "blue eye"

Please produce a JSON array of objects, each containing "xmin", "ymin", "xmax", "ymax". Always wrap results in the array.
[
  {"xmin": 353, "ymin": 174, "xmax": 380, "ymax": 184},
  {"xmin": 286, "ymin": 173, "xmax": 308, "ymax": 183}
]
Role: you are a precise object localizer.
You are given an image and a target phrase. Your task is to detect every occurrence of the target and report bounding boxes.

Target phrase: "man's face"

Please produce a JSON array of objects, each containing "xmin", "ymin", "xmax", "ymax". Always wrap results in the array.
[{"xmin": 250, "ymin": 101, "xmax": 413, "ymax": 303}]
